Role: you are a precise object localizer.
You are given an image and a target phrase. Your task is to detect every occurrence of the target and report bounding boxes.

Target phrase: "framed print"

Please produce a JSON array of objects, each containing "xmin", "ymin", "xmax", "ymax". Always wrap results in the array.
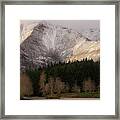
[{"xmin": 0, "ymin": 0, "xmax": 119, "ymax": 119}]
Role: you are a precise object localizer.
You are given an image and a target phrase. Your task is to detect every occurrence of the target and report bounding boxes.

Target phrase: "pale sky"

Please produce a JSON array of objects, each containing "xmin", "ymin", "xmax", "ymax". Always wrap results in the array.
[
  {"xmin": 46, "ymin": 20, "xmax": 100, "ymax": 32},
  {"xmin": 21, "ymin": 20, "xmax": 100, "ymax": 33}
]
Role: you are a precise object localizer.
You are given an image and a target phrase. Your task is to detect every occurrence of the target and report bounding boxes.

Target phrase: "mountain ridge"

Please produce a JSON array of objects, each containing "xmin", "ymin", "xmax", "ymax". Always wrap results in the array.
[{"xmin": 20, "ymin": 21, "xmax": 100, "ymax": 70}]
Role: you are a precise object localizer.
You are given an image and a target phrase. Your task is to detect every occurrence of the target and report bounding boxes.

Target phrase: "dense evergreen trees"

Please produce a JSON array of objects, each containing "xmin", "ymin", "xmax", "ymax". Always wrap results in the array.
[
  {"xmin": 45, "ymin": 58, "xmax": 100, "ymax": 91},
  {"xmin": 26, "ymin": 69, "xmax": 41, "ymax": 96},
  {"xmin": 26, "ymin": 58, "xmax": 100, "ymax": 96}
]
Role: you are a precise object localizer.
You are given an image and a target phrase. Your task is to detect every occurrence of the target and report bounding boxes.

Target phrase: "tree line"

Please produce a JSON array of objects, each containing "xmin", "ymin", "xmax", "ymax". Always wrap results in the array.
[{"xmin": 26, "ymin": 58, "xmax": 100, "ymax": 96}]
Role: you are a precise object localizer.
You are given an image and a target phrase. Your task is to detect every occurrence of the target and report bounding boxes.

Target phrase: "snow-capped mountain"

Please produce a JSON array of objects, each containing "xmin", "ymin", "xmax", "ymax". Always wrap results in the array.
[
  {"xmin": 20, "ymin": 21, "xmax": 100, "ymax": 70},
  {"xmin": 80, "ymin": 28, "xmax": 100, "ymax": 41},
  {"xmin": 20, "ymin": 21, "xmax": 38, "ymax": 43}
]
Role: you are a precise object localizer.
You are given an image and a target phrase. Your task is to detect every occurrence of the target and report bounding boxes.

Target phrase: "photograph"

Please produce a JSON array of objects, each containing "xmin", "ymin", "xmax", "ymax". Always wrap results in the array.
[
  {"xmin": 1, "ymin": 1, "xmax": 118, "ymax": 118},
  {"xmin": 20, "ymin": 20, "xmax": 100, "ymax": 100}
]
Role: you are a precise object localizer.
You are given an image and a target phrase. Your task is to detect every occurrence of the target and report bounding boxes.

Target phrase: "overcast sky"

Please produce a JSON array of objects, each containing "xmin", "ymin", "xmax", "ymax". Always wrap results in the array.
[
  {"xmin": 47, "ymin": 20, "xmax": 99, "ymax": 32},
  {"xmin": 21, "ymin": 20, "xmax": 100, "ymax": 32}
]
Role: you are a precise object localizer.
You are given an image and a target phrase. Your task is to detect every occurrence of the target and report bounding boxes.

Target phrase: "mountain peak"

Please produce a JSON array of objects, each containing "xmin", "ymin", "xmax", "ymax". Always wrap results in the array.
[{"xmin": 20, "ymin": 21, "xmax": 100, "ymax": 70}]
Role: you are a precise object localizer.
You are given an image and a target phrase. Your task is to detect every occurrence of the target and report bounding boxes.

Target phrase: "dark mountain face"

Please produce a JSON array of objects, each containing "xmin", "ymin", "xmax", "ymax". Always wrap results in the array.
[{"xmin": 20, "ymin": 21, "xmax": 100, "ymax": 71}]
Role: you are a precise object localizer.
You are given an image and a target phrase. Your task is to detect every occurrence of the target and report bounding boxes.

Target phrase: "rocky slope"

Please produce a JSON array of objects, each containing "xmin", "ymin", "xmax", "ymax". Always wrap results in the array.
[
  {"xmin": 20, "ymin": 21, "xmax": 100, "ymax": 70},
  {"xmin": 20, "ymin": 21, "xmax": 38, "ymax": 43},
  {"xmin": 81, "ymin": 28, "xmax": 100, "ymax": 41}
]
